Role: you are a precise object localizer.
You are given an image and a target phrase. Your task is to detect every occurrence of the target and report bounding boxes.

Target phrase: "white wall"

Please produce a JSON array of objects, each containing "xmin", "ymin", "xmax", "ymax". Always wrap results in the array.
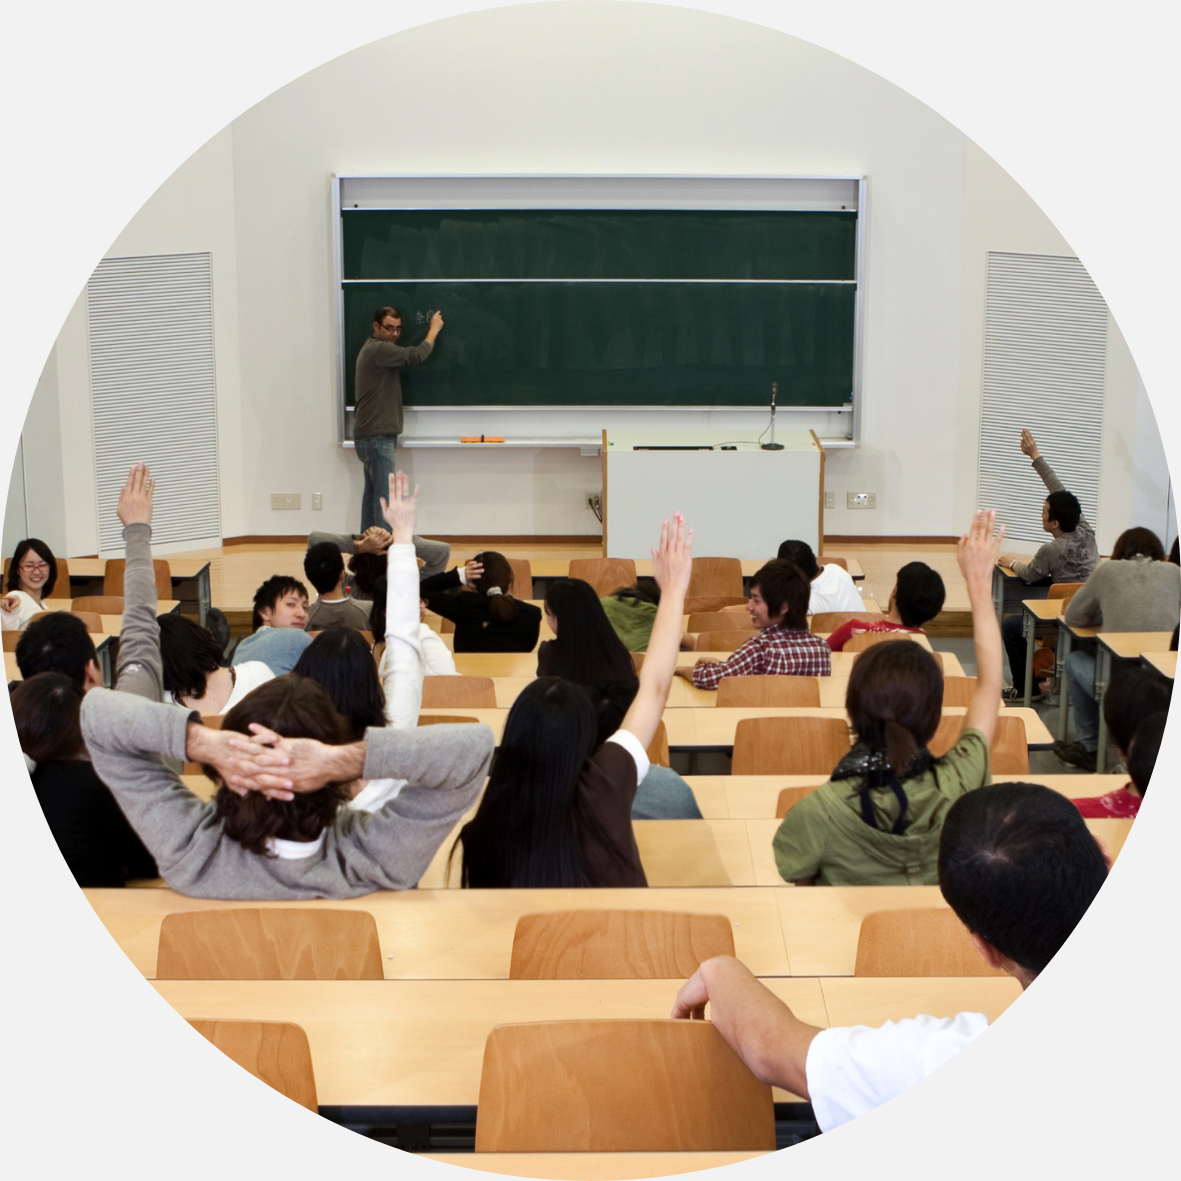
[{"xmin": 8, "ymin": 3, "xmax": 1166, "ymax": 549}]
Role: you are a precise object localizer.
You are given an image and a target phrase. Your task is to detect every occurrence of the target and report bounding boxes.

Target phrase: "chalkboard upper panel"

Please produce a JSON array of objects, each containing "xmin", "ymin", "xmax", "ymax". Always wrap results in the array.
[{"xmin": 342, "ymin": 210, "xmax": 856, "ymax": 281}]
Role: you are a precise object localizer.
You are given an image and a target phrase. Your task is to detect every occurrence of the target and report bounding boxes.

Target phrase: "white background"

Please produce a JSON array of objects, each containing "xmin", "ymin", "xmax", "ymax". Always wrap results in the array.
[{"xmin": 0, "ymin": 1, "xmax": 1176, "ymax": 1176}]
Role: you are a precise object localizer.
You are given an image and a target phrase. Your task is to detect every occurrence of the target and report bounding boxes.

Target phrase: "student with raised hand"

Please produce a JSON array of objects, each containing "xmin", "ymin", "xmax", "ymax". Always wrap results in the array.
[
  {"xmin": 369, "ymin": 579, "xmax": 458, "ymax": 677},
  {"xmin": 772, "ymin": 509, "xmax": 1004, "ymax": 886},
  {"xmin": 452, "ymin": 513, "xmax": 694, "ymax": 888},
  {"xmin": 1, "ymin": 538, "xmax": 60, "ymax": 630},
  {"xmin": 671, "ymin": 783, "xmax": 1108, "ymax": 1133},
  {"xmin": 825, "ymin": 562, "xmax": 946, "ymax": 651}
]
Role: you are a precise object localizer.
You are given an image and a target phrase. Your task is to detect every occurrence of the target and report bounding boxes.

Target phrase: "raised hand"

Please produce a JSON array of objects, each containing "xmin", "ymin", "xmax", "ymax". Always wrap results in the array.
[
  {"xmin": 117, "ymin": 463, "xmax": 154, "ymax": 527},
  {"xmin": 379, "ymin": 471, "xmax": 420, "ymax": 546},
  {"xmin": 1019, "ymin": 429, "xmax": 1040, "ymax": 461},
  {"xmin": 958, "ymin": 509, "xmax": 1005, "ymax": 592},
  {"xmin": 651, "ymin": 512, "xmax": 693, "ymax": 596}
]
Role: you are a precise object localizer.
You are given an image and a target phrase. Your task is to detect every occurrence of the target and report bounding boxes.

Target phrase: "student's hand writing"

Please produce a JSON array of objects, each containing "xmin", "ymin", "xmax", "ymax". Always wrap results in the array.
[
  {"xmin": 380, "ymin": 471, "xmax": 419, "ymax": 546},
  {"xmin": 1019, "ymin": 429, "xmax": 1040, "ymax": 461},
  {"xmin": 117, "ymin": 463, "xmax": 154, "ymax": 527},
  {"xmin": 430, "ymin": 310, "xmax": 444, "ymax": 332},
  {"xmin": 355, "ymin": 527, "xmax": 393, "ymax": 554},
  {"xmin": 957, "ymin": 510, "xmax": 1005, "ymax": 592},
  {"xmin": 651, "ymin": 513, "xmax": 693, "ymax": 597},
  {"xmin": 671, "ymin": 968, "xmax": 709, "ymax": 1019}
]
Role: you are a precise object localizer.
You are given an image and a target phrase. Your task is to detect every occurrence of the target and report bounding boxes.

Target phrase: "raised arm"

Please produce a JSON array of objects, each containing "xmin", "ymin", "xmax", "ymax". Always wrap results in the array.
[
  {"xmin": 959, "ymin": 510, "xmax": 1005, "ymax": 742},
  {"xmin": 620, "ymin": 514, "xmax": 693, "ymax": 750},
  {"xmin": 671, "ymin": 956, "xmax": 821, "ymax": 1097},
  {"xmin": 379, "ymin": 472, "xmax": 426, "ymax": 727},
  {"xmin": 114, "ymin": 463, "xmax": 164, "ymax": 701}
]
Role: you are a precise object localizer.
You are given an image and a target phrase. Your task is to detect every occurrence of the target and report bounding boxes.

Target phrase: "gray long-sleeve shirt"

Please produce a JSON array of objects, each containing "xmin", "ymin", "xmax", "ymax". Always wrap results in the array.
[
  {"xmin": 353, "ymin": 336, "xmax": 434, "ymax": 438},
  {"xmin": 1010, "ymin": 457, "xmax": 1100, "ymax": 584},
  {"xmin": 1064, "ymin": 555, "xmax": 1181, "ymax": 632},
  {"xmin": 115, "ymin": 522, "xmax": 163, "ymax": 702},
  {"xmin": 79, "ymin": 689, "xmax": 493, "ymax": 899}
]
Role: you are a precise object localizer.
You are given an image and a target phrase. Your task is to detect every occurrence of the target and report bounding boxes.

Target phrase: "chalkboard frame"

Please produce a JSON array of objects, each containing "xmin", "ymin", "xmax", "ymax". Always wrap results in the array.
[{"xmin": 332, "ymin": 175, "xmax": 867, "ymax": 444}]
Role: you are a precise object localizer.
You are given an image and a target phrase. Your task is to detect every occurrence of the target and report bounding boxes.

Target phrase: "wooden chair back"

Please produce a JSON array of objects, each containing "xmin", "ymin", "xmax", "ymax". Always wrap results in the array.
[
  {"xmin": 509, "ymin": 910, "xmax": 735, "ymax": 979},
  {"xmin": 188, "ymin": 1019, "xmax": 318, "ymax": 1110},
  {"xmin": 854, "ymin": 908, "xmax": 1006, "ymax": 977},
  {"xmin": 69, "ymin": 596, "xmax": 126, "ymax": 616},
  {"xmin": 843, "ymin": 631, "xmax": 923, "ymax": 653},
  {"xmin": 422, "ymin": 675, "xmax": 497, "ymax": 708},
  {"xmin": 1048, "ymin": 581, "xmax": 1085, "ymax": 602},
  {"xmin": 691, "ymin": 629, "xmax": 758, "ymax": 652},
  {"xmin": 567, "ymin": 558, "xmax": 638, "ymax": 596},
  {"xmin": 506, "ymin": 558, "xmax": 534, "ymax": 599},
  {"xmin": 418, "ymin": 714, "xmax": 480, "ymax": 726},
  {"xmin": 819, "ymin": 556, "xmax": 848, "ymax": 570},
  {"xmin": 686, "ymin": 611, "xmax": 747, "ymax": 633},
  {"xmin": 731, "ymin": 716, "xmax": 852, "ymax": 775},
  {"xmin": 475, "ymin": 1019, "xmax": 775, "ymax": 1152},
  {"xmin": 715, "ymin": 676, "xmax": 821, "ymax": 707},
  {"xmin": 103, "ymin": 558, "xmax": 172, "ymax": 600},
  {"xmin": 683, "ymin": 595, "xmax": 747, "ymax": 614},
  {"xmin": 30, "ymin": 610, "xmax": 103, "ymax": 632},
  {"xmin": 775, "ymin": 784, "xmax": 822, "ymax": 817},
  {"xmin": 157, "ymin": 908, "xmax": 383, "ymax": 979},
  {"xmin": 2, "ymin": 632, "xmax": 21, "ymax": 652},
  {"xmin": 942, "ymin": 676, "xmax": 977, "ymax": 707},
  {"xmin": 647, "ymin": 720, "xmax": 670, "ymax": 768},
  {"xmin": 928, "ymin": 713, "xmax": 1029, "ymax": 773},
  {"xmin": 810, "ymin": 609, "xmax": 881, "ymax": 634},
  {"xmin": 686, "ymin": 557, "xmax": 744, "ymax": 600},
  {"xmin": 3, "ymin": 556, "xmax": 71, "ymax": 584}
]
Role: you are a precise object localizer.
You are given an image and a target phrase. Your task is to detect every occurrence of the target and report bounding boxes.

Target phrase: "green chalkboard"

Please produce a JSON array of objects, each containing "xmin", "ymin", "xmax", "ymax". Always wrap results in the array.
[{"xmin": 339, "ymin": 209, "xmax": 857, "ymax": 408}]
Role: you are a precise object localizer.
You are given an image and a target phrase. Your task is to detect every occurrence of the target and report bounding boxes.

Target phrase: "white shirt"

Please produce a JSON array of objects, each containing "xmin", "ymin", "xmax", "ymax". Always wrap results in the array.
[
  {"xmin": 165, "ymin": 660, "xmax": 274, "ymax": 713},
  {"xmin": 808, "ymin": 563, "xmax": 863, "ymax": 614},
  {"xmin": 418, "ymin": 622, "xmax": 458, "ymax": 676},
  {"xmin": 804, "ymin": 1012, "xmax": 989, "ymax": 1132},
  {"xmin": 0, "ymin": 589, "xmax": 44, "ymax": 631}
]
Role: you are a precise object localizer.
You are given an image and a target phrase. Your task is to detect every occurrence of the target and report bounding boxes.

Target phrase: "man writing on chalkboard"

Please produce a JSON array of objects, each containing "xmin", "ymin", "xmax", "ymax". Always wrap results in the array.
[{"xmin": 353, "ymin": 305, "xmax": 447, "ymax": 570}]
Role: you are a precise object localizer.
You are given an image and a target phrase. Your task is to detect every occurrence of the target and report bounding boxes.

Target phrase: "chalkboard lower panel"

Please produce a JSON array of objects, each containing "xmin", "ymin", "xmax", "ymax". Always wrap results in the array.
[{"xmin": 343, "ymin": 281, "xmax": 854, "ymax": 407}]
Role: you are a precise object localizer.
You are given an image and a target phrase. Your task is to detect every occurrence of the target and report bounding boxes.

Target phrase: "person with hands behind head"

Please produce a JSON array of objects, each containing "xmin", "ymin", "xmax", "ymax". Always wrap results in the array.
[
  {"xmin": 450, "ymin": 514, "xmax": 694, "ymax": 888},
  {"xmin": 772, "ymin": 509, "xmax": 1005, "ymax": 887},
  {"xmin": 419, "ymin": 550, "xmax": 541, "ymax": 653}
]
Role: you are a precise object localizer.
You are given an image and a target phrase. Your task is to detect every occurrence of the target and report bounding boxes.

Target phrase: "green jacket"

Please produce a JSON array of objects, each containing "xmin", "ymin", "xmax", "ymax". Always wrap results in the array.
[
  {"xmin": 600, "ymin": 594, "xmax": 658, "ymax": 652},
  {"xmin": 772, "ymin": 729, "xmax": 991, "ymax": 886}
]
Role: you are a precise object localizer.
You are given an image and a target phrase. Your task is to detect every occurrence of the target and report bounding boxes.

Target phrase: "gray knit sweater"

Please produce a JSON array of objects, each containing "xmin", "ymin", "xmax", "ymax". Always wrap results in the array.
[
  {"xmin": 1064, "ymin": 556, "xmax": 1181, "ymax": 632},
  {"xmin": 79, "ymin": 689, "xmax": 493, "ymax": 899}
]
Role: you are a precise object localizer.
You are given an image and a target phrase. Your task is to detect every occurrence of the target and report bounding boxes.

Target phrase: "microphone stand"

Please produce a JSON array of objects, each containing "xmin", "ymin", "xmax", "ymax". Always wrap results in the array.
[{"xmin": 761, "ymin": 381, "xmax": 784, "ymax": 450}]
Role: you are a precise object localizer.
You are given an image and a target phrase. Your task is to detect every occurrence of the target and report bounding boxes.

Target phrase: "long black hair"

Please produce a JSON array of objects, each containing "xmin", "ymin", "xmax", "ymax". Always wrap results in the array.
[
  {"xmin": 291, "ymin": 627, "xmax": 385, "ymax": 740},
  {"xmin": 543, "ymin": 578, "xmax": 636, "ymax": 685},
  {"xmin": 158, "ymin": 614, "xmax": 225, "ymax": 701},
  {"xmin": 453, "ymin": 677, "xmax": 613, "ymax": 888}
]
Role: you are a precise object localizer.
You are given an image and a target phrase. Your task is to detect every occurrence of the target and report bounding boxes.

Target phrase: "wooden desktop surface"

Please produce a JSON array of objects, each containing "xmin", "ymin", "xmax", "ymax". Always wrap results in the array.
[
  {"xmin": 1143, "ymin": 651, "xmax": 1177, "ymax": 679},
  {"xmin": 422, "ymin": 1151, "xmax": 771, "ymax": 1179},
  {"xmin": 1023, "ymin": 599, "xmax": 1065, "ymax": 621},
  {"xmin": 66, "ymin": 558, "xmax": 210, "ymax": 579},
  {"xmin": 149, "ymin": 974, "xmax": 1015, "ymax": 1107},
  {"xmin": 1097, "ymin": 631, "xmax": 1175, "ymax": 659}
]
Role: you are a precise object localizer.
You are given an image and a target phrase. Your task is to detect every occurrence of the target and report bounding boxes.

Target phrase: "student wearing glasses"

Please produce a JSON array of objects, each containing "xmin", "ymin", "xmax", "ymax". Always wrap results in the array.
[{"xmin": 2, "ymin": 539, "xmax": 60, "ymax": 630}]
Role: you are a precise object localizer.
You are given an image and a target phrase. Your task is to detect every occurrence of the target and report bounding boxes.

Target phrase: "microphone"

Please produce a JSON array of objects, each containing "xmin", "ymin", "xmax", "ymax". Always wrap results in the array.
[{"xmin": 761, "ymin": 380, "xmax": 784, "ymax": 450}]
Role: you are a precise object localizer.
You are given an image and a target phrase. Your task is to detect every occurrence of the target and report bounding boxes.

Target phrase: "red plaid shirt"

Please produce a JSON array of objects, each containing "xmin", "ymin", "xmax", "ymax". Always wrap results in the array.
[{"xmin": 692, "ymin": 625, "xmax": 832, "ymax": 689}]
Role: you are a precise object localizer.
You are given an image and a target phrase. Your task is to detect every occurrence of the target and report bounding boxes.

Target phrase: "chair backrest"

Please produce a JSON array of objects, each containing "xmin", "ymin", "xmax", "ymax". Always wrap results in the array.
[
  {"xmin": 819, "ymin": 556, "xmax": 848, "ymax": 570},
  {"xmin": 647, "ymin": 720, "xmax": 670, "ymax": 768},
  {"xmin": 475, "ymin": 1019, "xmax": 775, "ymax": 1152},
  {"xmin": 69, "ymin": 596, "xmax": 125, "ymax": 616},
  {"xmin": 810, "ymin": 610, "xmax": 881, "ymax": 634},
  {"xmin": 686, "ymin": 557, "xmax": 744, "ymax": 599},
  {"xmin": 692, "ymin": 629, "xmax": 758, "ymax": 652},
  {"xmin": 103, "ymin": 558, "xmax": 172, "ymax": 600},
  {"xmin": 843, "ymin": 631, "xmax": 923, "ymax": 653},
  {"xmin": 942, "ymin": 676, "xmax": 977, "ymax": 707},
  {"xmin": 686, "ymin": 611, "xmax": 746, "ymax": 633},
  {"xmin": 188, "ymin": 1019, "xmax": 318, "ymax": 1110},
  {"xmin": 2, "ymin": 632, "xmax": 21, "ymax": 652},
  {"xmin": 418, "ymin": 714, "xmax": 480, "ymax": 726},
  {"xmin": 928, "ymin": 713, "xmax": 1029, "ymax": 773},
  {"xmin": 157, "ymin": 908, "xmax": 383, "ymax": 979},
  {"xmin": 715, "ymin": 675, "xmax": 821, "ymax": 707},
  {"xmin": 567, "ymin": 558, "xmax": 638, "ymax": 597},
  {"xmin": 854, "ymin": 908, "xmax": 1006, "ymax": 977},
  {"xmin": 1048, "ymin": 581, "xmax": 1085, "ymax": 602},
  {"xmin": 509, "ymin": 910, "xmax": 735, "ymax": 979},
  {"xmin": 683, "ymin": 595, "xmax": 747, "ymax": 614},
  {"xmin": 775, "ymin": 784, "xmax": 822, "ymax": 817},
  {"xmin": 731, "ymin": 716, "xmax": 852, "ymax": 775},
  {"xmin": 30, "ymin": 610, "xmax": 103, "ymax": 633},
  {"xmin": 505, "ymin": 557, "xmax": 534, "ymax": 599},
  {"xmin": 422, "ymin": 675, "xmax": 497, "ymax": 708}
]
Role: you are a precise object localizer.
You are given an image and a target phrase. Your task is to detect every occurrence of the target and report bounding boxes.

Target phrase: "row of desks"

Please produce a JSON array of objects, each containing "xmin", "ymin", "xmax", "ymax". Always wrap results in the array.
[{"xmin": 65, "ymin": 558, "xmax": 212, "ymax": 625}]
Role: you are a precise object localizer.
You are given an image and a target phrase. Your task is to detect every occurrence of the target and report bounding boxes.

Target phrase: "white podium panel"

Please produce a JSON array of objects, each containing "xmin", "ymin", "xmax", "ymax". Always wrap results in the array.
[{"xmin": 604, "ymin": 430, "xmax": 823, "ymax": 560}]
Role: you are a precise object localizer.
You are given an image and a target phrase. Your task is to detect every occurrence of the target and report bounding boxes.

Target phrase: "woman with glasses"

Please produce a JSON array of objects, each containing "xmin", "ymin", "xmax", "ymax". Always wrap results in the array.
[{"xmin": 2, "ymin": 538, "xmax": 59, "ymax": 630}]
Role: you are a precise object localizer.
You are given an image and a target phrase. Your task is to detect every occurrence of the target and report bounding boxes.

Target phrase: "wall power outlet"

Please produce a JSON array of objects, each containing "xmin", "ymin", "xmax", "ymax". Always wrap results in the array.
[
  {"xmin": 824, "ymin": 492, "xmax": 835, "ymax": 510},
  {"xmin": 847, "ymin": 492, "xmax": 877, "ymax": 510}
]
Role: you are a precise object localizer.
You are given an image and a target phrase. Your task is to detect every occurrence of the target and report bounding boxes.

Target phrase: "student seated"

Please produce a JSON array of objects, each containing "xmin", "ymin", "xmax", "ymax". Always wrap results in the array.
[
  {"xmin": 13, "ymin": 672, "xmax": 157, "ymax": 887},
  {"xmin": 777, "ymin": 540, "xmax": 862, "ymax": 614},
  {"xmin": 78, "ymin": 673, "xmax": 493, "ymax": 900},
  {"xmin": 420, "ymin": 552, "xmax": 541, "ymax": 653},
  {"xmin": 2, "ymin": 538, "xmax": 60, "ymax": 630},
  {"xmin": 685, "ymin": 560, "xmax": 831, "ymax": 690},
  {"xmin": 231, "ymin": 575, "xmax": 314, "ymax": 674},
  {"xmin": 307, "ymin": 526, "xmax": 450, "ymax": 580},
  {"xmin": 600, "ymin": 580, "xmax": 660, "ymax": 653},
  {"xmin": 15, "ymin": 613, "xmax": 103, "ymax": 689},
  {"xmin": 996, "ymin": 429, "xmax": 1100, "ymax": 693},
  {"xmin": 160, "ymin": 614, "xmax": 275, "ymax": 713},
  {"xmin": 773, "ymin": 510, "xmax": 1003, "ymax": 886},
  {"xmin": 451, "ymin": 514, "xmax": 693, "ymax": 887},
  {"xmin": 826, "ymin": 562, "xmax": 946, "ymax": 651},
  {"xmin": 672, "ymin": 782, "xmax": 1108, "ymax": 1132},
  {"xmin": 1071, "ymin": 660, "xmax": 1171, "ymax": 817},
  {"xmin": 1055, "ymin": 526, "xmax": 1181, "ymax": 771},
  {"xmin": 303, "ymin": 542, "xmax": 372, "ymax": 631},
  {"xmin": 369, "ymin": 578, "xmax": 458, "ymax": 676}
]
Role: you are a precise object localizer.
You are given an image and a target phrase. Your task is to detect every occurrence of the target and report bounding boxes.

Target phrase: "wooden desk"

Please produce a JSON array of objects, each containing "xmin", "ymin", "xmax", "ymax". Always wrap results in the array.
[
  {"xmin": 150, "ymin": 976, "xmax": 827, "ymax": 1106},
  {"xmin": 818, "ymin": 976, "xmax": 1022, "ymax": 1027},
  {"xmin": 68, "ymin": 561, "xmax": 211, "ymax": 625},
  {"xmin": 1018, "ymin": 598, "xmax": 1065, "ymax": 707},
  {"xmin": 85, "ymin": 885, "xmax": 793, "ymax": 980},
  {"xmin": 423, "ymin": 1152, "xmax": 771, "ymax": 1179},
  {"xmin": 1142, "ymin": 651, "xmax": 1177, "ymax": 679},
  {"xmin": 1093, "ymin": 632, "xmax": 1175, "ymax": 772}
]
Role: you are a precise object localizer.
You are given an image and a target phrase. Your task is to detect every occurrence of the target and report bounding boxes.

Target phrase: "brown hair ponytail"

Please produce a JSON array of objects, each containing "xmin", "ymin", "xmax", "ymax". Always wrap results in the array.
[{"xmin": 472, "ymin": 551, "xmax": 520, "ymax": 623}]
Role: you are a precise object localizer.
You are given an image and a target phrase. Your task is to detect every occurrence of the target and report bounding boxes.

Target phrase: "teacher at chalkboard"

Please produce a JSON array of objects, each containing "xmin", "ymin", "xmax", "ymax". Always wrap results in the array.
[{"xmin": 353, "ymin": 305, "xmax": 444, "ymax": 533}]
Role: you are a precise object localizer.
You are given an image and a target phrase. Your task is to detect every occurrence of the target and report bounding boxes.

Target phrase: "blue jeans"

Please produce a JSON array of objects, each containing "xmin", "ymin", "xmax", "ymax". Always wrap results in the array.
[
  {"xmin": 631, "ymin": 765, "xmax": 703, "ymax": 820},
  {"xmin": 355, "ymin": 434, "xmax": 398, "ymax": 534},
  {"xmin": 1065, "ymin": 649, "xmax": 1099, "ymax": 751}
]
